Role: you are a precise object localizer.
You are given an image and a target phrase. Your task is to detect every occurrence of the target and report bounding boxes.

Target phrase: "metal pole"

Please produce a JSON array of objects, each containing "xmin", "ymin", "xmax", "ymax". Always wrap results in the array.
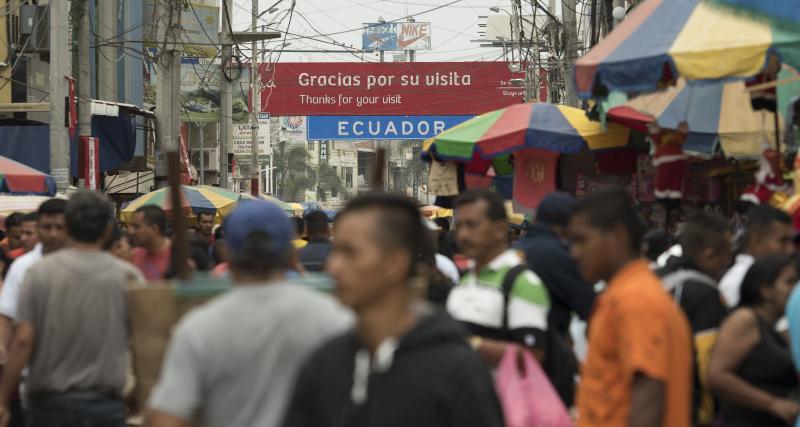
[
  {"xmin": 250, "ymin": 0, "xmax": 260, "ymax": 196},
  {"xmin": 155, "ymin": 0, "xmax": 182, "ymax": 185},
  {"xmin": 562, "ymin": 0, "xmax": 579, "ymax": 106},
  {"xmin": 50, "ymin": 0, "xmax": 70, "ymax": 191},
  {"xmin": 199, "ymin": 123, "xmax": 205, "ymax": 185},
  {"xmin": 77, "ymin": 0, "xmax": 91, "ymax": 189},
  {"xmin": 219, "ymin": 0, "xmax": 232, "ymax": 189}
]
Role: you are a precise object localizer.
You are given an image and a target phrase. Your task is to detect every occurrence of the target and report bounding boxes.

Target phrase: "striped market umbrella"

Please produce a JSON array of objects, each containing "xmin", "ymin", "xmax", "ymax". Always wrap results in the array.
[
  {"xmin": 0, "ymin": 156, "xmax": 56, "ymax": 196},
  {"xmin": 575, "ymin": 0, "xmax": 800, "ymax": 98},
  {"xmin": 260, "ymin": 195, "xmax": 294, "ymax": 215},
  {"xmin": 422, "ymin": 103, "xmax": 630, "ymax": 161},
  {"xmin": 606, "ymin": 79, "xmax": 782, "ymax": 157},
  {"xmin": 120, "ymin": 185, "xmax": 246, "ymax": 222}
]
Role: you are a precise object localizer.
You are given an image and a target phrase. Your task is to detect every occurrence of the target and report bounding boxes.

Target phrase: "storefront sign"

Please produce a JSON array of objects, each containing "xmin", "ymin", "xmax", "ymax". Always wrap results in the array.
[
  {"xmin": 260, "ymin": 62, "xmax": 524, "ymax": 115},
  {"xmin": 307, "ymin": 115, "xmax": 472, "ymax": 140}
]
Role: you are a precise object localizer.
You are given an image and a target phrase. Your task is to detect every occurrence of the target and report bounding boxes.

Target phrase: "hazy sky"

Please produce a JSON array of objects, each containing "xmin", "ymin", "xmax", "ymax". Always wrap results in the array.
[{"xmin": 228, "ymin": 0, "xmax": 515, "ymax": 63}]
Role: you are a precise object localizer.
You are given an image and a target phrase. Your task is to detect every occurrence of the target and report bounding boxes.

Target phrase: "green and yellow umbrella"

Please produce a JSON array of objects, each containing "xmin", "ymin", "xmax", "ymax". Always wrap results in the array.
[
  {"xmin": 422, "ymin": 103, "xmax": 630, "ymax": 161},
  {"xmin": 120, "ymin": 185, "xmax": 247, "ymax": 222}
]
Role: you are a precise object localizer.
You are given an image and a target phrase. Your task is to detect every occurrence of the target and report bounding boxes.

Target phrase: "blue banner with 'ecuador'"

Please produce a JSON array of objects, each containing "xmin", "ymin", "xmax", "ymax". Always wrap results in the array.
[{"xmin": 307, "ymin": 115, "xmax": 473, "ymax": 140}]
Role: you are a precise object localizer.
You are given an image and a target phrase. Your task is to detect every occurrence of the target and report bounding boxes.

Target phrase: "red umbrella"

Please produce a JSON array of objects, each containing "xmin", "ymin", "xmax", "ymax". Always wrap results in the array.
[{"xmin": 0, "ymin": 156, "xmax": 56, "ymax": 196}]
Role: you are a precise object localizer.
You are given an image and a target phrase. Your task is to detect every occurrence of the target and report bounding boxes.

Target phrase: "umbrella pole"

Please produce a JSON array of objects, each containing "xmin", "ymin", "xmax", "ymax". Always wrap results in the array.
[
  {"xmin": 167, "ymin": 152, "xmax": 190, "ymax": 281},
  {"xmin": 775, "ymin": 108, "xmax": 782, "ymax": 166}
]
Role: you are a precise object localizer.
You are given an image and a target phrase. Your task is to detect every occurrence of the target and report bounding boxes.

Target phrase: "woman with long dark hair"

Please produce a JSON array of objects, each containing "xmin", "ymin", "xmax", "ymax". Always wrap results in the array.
[{"xmin": 708, "ymin": 254, "xmax": 800, "ymax": 426}]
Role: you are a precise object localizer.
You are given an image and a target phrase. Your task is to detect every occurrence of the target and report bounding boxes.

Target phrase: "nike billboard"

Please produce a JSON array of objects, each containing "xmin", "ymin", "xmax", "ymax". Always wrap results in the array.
[{"xmin": 361, "ymin": 22, "xmax": 431, "ymax": 51}]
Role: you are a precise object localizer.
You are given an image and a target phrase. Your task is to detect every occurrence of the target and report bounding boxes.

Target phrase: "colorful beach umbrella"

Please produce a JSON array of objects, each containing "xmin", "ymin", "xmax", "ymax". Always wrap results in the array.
[
  {"xmin": 0, "ymin": 156, "xmax": 56, "ymax": 196},
  {"xmin": 120, "ymin": 185, "xmax": 247, "ymax": 222},
  {"xmin": 422, "ymin": 103, "xmax": 630, "ymax": 161},
  {"xmin": 606, "ymin": 79, "xmax": 782, "ymax": 157},
  {"xmin": 575, "ymin": 0, "xmax": 800, "ymax": 98}
]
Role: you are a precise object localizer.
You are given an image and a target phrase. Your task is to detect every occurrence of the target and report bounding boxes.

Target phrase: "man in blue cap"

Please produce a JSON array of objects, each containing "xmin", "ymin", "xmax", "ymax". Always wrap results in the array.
[
  {"xmin": 514, "ymin": 191, "xmax": 596, "ymax": 406},
  {"xmin": 147, "ymin": 200, "xmax": 351, "ymax": 427}
]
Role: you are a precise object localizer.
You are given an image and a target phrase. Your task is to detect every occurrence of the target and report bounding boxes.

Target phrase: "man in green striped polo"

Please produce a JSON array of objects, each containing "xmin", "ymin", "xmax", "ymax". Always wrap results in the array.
[{"xmin": 447, "ymin": 190, "xmax": 551, "ymax": 365}]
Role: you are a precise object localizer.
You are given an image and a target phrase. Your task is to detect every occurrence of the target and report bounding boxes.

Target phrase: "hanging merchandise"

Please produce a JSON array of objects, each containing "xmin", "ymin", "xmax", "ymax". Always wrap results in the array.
[
  {"xmin": 740, "ymin": 147, "xmax": 788, "ymax": 206},
  {"xmin": 651, "ymin": 122, "xmax": 688, "ymax": 200},
  {"xmin": 513, "ymin": 150, "xmax": 559, "ymax": 210},
  {"xmin": 428, "ymin": 161, "xmax": 459, "ymax": 196}
]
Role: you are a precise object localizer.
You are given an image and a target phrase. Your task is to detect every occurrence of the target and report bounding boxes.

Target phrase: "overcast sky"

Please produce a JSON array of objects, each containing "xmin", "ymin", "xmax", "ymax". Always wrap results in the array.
[{"xmin": 228, "ymin": 0, "xmax": 517, "ymax": 63}]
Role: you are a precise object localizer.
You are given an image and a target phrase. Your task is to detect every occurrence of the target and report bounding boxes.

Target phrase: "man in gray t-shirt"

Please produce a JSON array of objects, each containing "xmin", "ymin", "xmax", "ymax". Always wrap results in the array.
[
  {"xmin": 147, "ymin": 200, "xmax": 351, "ymax": 427},
  {"xmin": 0, "ymin": 191, "xmax": 143, "ymax": 427}
]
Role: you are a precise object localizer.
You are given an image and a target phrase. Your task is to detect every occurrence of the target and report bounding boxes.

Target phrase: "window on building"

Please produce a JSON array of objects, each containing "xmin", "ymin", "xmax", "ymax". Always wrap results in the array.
[
  {"xmin": 308, "ymin": 140, "xmax": 315, "ymax": 151},
  {"xmin": 345, "ymin": 167, "xmax": 354, "ymax": 189}
]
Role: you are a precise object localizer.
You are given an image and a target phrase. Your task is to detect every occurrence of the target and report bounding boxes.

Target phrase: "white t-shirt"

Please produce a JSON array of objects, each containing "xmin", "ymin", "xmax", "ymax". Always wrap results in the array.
[
  {"xmin": 435, "ymin": 254, "xmax": 460, "ymax": 285},
  {"xmin": 718, "ymin": 254, "xmax": 755, "ymax": 308},
  {"xmin": 0, "ymin": 244, "xmax": 43, "ymax": 319}
]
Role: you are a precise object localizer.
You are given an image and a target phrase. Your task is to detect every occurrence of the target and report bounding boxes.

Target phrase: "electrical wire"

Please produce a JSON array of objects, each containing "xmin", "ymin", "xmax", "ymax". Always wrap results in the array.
[{"xmin": 0, "ymin": 3, "xmax": 48, "ymax": 91}]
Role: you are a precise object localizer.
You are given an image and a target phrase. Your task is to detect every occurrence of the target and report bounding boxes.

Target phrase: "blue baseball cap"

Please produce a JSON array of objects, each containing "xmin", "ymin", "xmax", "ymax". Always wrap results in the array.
[{"xmin": 223, "ymin": 200, "xmax": 293, "ymax": 254}]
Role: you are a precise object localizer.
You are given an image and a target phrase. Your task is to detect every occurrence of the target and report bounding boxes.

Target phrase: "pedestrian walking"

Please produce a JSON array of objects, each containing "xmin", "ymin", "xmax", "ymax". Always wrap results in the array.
[
  {"xmin": 0, "ymin": 190, "xmax": 143, "ymax": 427},
  {"xmin": 658, "ymin": 212, "xmax": 733, "ymax": 426},
  {"xmin": 128, "ymin": 205, "xmax": 171, "ymax": 281},
  {"xmin": 0, "ymin": 213, "xmax": 23, "ymax": 255},
  {"xmin": 569, "ymin": 189, "xmax": 692, "ymax": 427},
  {"xmin": 515, "ymin": 192, "xmax": 595, "ymax": 339},
  {"xmin": 0, "ymin": 199, "xmax": 68, "ymax": 361},
  {"xmin": 196, "ymin": 212, "xmax": 215, "ymax": 247},
  {"xmin": 297, "ymin": 210, "xmax": 332, "ymax": 272},
  {"xmin": 720, "ymin": 205, "xmax": 794, "ymax": 308},
  {"xmin": 283, "ymin": 193, "xmax": 504, "ymax": 427},
  {"xmin": 147, "ymin": 200, "xmax": 351, "ymax": 427},
  {"xmin": 11, "ymin": 213, "xmax": 38, "ymax": 258},
  {"xmin": 446, "ymin": 190, "xmax": 550, "ymax": 366},
  {"xmin": 708, "ymin": 254, "xmax": 800, "ymax": 427}
]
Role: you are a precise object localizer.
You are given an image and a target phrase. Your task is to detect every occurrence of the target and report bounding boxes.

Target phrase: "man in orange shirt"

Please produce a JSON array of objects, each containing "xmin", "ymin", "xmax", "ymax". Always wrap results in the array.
[{"xmin": 568, "ymin": 190, "xmax": 692, "ymax": 427}]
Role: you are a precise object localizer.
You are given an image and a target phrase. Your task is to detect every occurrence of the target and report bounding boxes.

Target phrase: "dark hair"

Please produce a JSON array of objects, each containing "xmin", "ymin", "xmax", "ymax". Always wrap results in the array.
[
  {"xmin": 642, "ymin": 229, "xmax": 670, "ymax": 262},
  {"xmin": 739, "ymin": 254, "xmax": 797, "ymax": 307},
  {"xmin": 197, "ymin": 212, "xmax": 214, "ymax": 221},
  {"xmin": 572, "ymin": 189, "xmax": 642, "ymax": 253},
  {"xmin": 134, "ymin": 205, "xmax": 168, "ymax": 235},
  {"xmin": 680, "ymin": 213, "xmax": 730, "ymax": 263},
  {"xmin": 38, "ymin": 198, "xmax": 67, "ymax": 217},
  {"xmin": 337, "ymin": 192, "xmax": 426, "ymax": 277},
  {"xmin": 745, "ymin": 205, "xmax": 792, "ymax": 247},
  {"xmin": 65, "ymin": 190, "xmax": 114, "ymax": 243},
  {"xmin": 453, "ymin": 189, "xmax": 507, "ymax": 222},
  {"xmin": 292, "ymin": 216, "xmax": 305, "ymax": 238},
  {"xmin": 21, "ymin": 212, "xmax": 37, "ymax": 223},
  {"xmin": 214, "ymin": 225, "xmax": 225, "ymax": 241},
  {"xmin": 305, "ymin": 210, "xmax": 329, "ymax": 237},
  {"xmin": 433, "ymin": 217, "xmax": 451, "ymax": 232},
  {"xmin": 5, "ymin": 212, "xmax": 23, "ymax": 229},
  {"xmin": 103, "ymin": 222, "xmax": 124, "ymax": 251},
  {"xmin": 230, "ymin": 231, "xmax": 292, "ymax": 275}
]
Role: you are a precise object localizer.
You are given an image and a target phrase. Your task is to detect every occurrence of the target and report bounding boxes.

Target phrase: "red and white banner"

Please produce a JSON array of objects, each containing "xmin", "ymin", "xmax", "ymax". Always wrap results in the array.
[
  {"xmin": 259, "ymin": 62, "xmax": 524, "ymax": 116},
  {"xmin": 80, "ymin": 136, "xmax": 100, "ymax": 190}
]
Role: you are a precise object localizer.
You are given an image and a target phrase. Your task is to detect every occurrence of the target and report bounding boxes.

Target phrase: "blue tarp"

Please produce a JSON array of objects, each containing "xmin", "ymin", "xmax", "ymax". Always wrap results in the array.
[{"xmin": 0, "ymin": 110, "xmax": 138, "ymax": 176}]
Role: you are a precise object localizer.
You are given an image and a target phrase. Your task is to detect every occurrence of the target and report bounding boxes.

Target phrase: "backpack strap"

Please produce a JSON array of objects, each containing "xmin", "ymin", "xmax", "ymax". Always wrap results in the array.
[{"xmin": 501, "ymin": 264, "xmax": 528, "ymax": 336}]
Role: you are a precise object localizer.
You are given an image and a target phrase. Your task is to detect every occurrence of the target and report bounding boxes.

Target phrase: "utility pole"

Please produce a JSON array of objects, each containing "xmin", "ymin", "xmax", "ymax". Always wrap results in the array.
[
  {"xmin": 219, "ymin": 0, "xmax": 232, "ymax": 189},
  {"xmin": 50, "ymin": 0, "xmax": 70, "ymax": 191},
  {"xmin": 250, "ymin": 0, "xmax": 260, "ymax": 196},
  {"xmin": 75, "ymin": 0, "xmax": 91, "ymax": 188},
  {"xmin": 155, "ymin": 0, "xmax": 182, "ymax": 185},
  {"xmin": 562, "ymin": 0, "xmax": 578, "ymax": 106}
]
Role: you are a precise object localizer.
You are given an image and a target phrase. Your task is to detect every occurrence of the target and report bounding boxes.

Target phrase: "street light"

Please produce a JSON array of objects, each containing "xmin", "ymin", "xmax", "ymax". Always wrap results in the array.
[{"xmin": 488, "ymin": 7, "xmax": 515, "ymax": 62}]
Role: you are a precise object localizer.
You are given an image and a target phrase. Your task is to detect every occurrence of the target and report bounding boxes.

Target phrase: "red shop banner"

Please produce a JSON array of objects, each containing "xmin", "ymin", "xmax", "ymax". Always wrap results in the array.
[{"xmin": 259, "ymin": 62, "xmax": 525, "ymax": 116}]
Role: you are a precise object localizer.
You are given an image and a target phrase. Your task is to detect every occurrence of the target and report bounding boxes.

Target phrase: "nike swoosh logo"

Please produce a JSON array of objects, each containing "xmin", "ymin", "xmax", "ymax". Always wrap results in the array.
[{"xmin": 399, "ymin": 34, "xmax": 426, "ymax": 49}]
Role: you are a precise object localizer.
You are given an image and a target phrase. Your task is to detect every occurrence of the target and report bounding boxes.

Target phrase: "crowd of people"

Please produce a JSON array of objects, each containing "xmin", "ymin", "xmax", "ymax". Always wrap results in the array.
[{"xmin": 0, "ymin": 188, "xmax": 795, "ymax": 427}]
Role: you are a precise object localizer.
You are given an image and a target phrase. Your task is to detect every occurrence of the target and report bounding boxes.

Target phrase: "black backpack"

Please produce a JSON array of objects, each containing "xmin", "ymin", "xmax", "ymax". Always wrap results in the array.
[{"xmin": 501, "ymin": 265, "xmax": 578, "ymax": 407}]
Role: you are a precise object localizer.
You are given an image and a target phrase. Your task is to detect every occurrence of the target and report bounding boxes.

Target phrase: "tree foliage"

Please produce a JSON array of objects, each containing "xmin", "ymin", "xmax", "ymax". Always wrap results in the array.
[{"xmin": 272, "ymin": 141, "xmax": 316, "ymax": 201}]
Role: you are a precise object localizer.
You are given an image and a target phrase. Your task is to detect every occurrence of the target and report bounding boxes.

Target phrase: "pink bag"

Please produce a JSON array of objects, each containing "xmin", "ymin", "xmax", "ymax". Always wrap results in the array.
[{"xmin": 495, "ymin": 345, "xmax": 572, "ymax": 427}]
